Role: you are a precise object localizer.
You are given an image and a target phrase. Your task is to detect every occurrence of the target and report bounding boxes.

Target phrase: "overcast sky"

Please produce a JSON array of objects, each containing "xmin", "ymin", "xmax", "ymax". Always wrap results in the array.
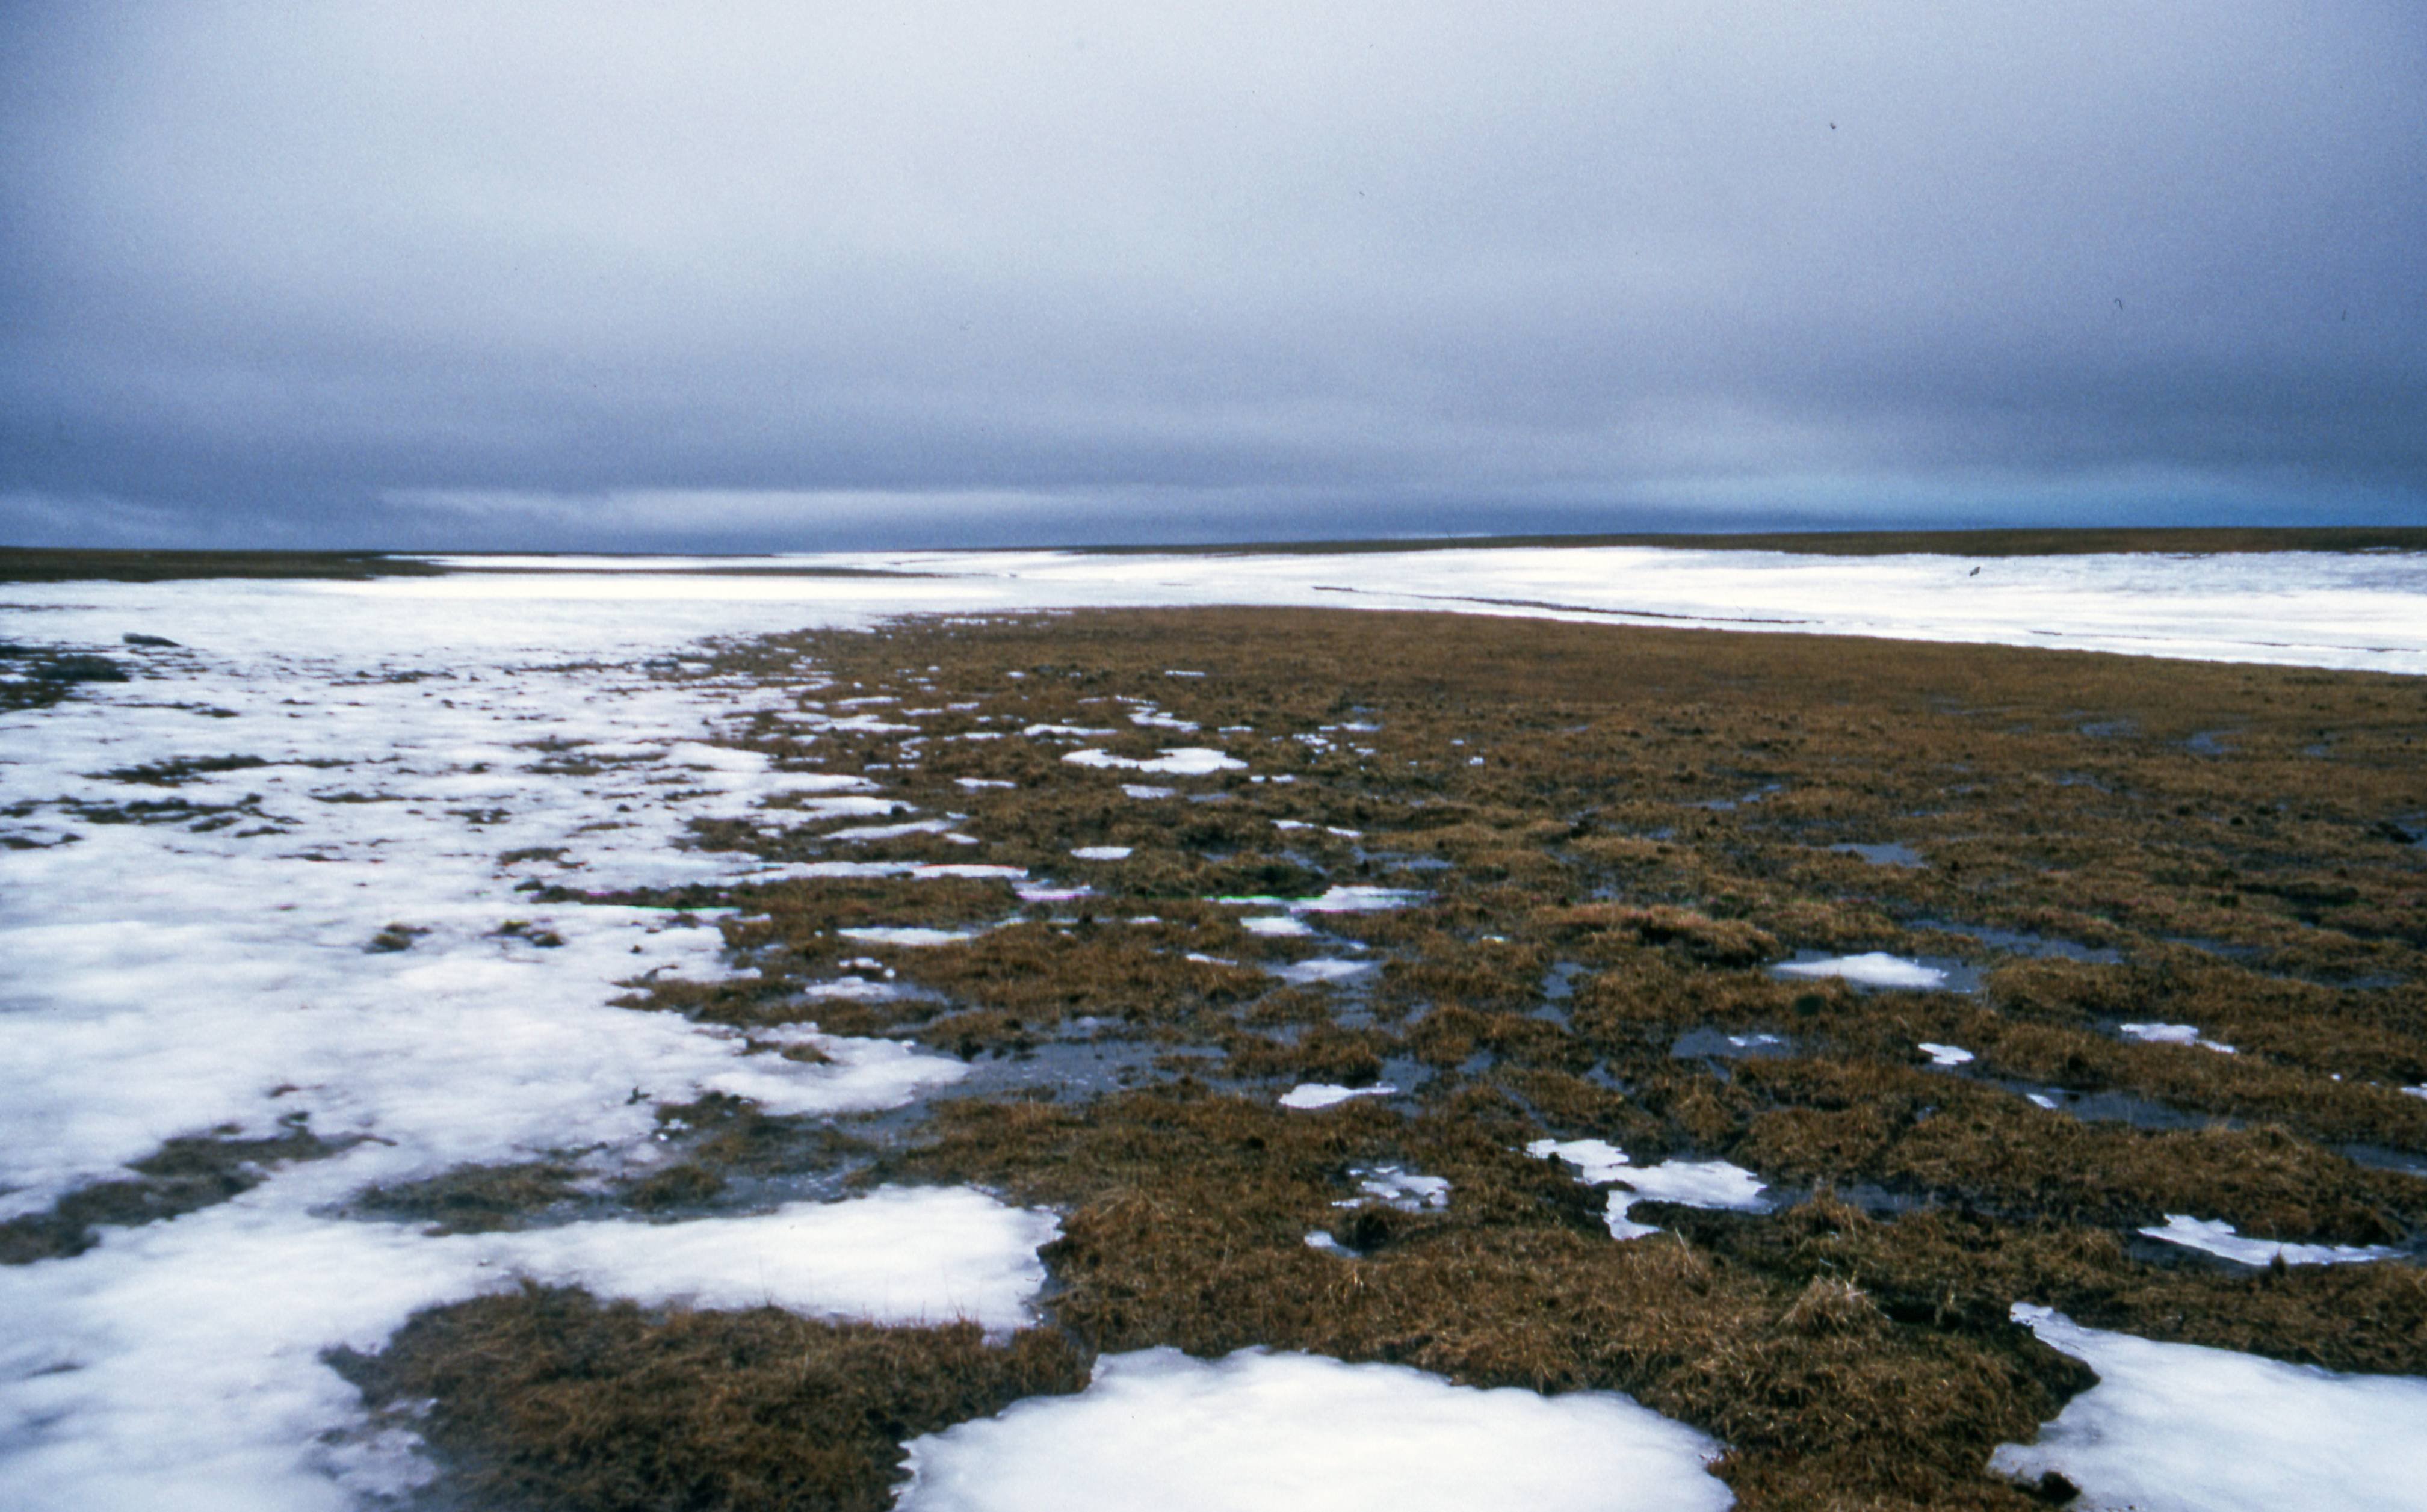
[{"xmin": 3, "ymin": 2, "xmax": 2421, "ymax": 550}]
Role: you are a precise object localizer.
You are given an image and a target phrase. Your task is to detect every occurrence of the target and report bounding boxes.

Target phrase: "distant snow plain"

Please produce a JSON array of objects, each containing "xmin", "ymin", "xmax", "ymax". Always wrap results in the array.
[{"xmin": 5, "ymin": 543, "xmax": 2425, "ymax": 1510}]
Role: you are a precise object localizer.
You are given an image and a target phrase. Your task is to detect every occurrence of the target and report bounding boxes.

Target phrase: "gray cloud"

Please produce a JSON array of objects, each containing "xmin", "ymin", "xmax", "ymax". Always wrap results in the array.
[{"xmin": 4, "ymin": 1, "xmax": 2421, "ymax": 548}]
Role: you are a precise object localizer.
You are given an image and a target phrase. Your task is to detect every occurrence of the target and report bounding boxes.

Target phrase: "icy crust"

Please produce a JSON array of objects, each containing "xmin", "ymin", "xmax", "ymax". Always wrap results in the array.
[
  {"xmin": 2137, "ymin": 1214, "xmax": 2401, "ymax": 1267},
  {"xmin": 1990, "ymin": 1304, "xmax": 2427, "ymax": 1512},
  {"xmin": 896, "ymin": 1346, "xmax": 1734, "ymax": 1512},
  {"xmin": 0, "ymin": 1184, "xmax": 1057, "ymax": 1512}
]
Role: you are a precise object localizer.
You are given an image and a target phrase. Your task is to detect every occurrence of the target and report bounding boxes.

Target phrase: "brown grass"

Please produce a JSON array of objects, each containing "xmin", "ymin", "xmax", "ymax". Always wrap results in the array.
[
  {"xmin": 370, "ymin": 603, "xmax": 2426, "ymax": 1508},
  {"xmin": 333, "ymin": 1286, "xmax": 1086, "ymax": 1512}
]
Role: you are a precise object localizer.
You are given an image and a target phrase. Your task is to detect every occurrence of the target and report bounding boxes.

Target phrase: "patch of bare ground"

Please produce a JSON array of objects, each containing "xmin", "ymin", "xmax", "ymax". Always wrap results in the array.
[
  {"xmin": 384, "ymin": 606, "xmax": 2427, "ymax": 1509},
  {"xmin": 1, "ymin": 1118, "xmax": 350, "ymax": 1263},
  {"xmin": 330, "ymin": 1289, "xmax": 1086, "ymax": 1512}
]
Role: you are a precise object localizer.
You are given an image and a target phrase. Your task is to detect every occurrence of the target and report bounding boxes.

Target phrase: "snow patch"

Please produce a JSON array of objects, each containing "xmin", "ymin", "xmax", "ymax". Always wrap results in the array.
[
  {"xmin": 0, "ymin": 1185, "xmax": 1055, "ymax": 1512},
  {"xmin": 1272, "ymin": 957, "xmax": 1374, "ymax": 985},
  {"xmin": 1775, "ymin": 952, "xmax": 1947, "ymax": 989},
  {"xmin": 1063, "ymin": 747, "xmax": 1245, "ymax": 776},
  {"xmin": 1241, "ymin": 915, "xmax": 1314, "ymax": 937},
  {"xmin": 1529, "ymin": 1140, "xmax": 1769, "ymax": 1240},
  {"xmin": 1338, "ymin": 1165, "xmax": 1450, "ymax": 1212},
  {"xmin": 896, "ymin": 1346, "xmax": 1733, "ymax": 1512},
  {"xmin": 837, "ymin": 925, "xmax": 994, "ymax": 947},
  {"xmin": 1279, "ymin": 1083, "xmax": 1396, "ymax": 1110},
  {"xmin": 1990, "ymin": 1304, "xmax": 2427, "ymax": 1512},
  {"xmin": 2119, "ymin": 1022, "xmax": 2237, "ymax": 1054},
  {"xmin": 2137, "ymin": 1214, "xmax": 2401, "ymax": 1267}
]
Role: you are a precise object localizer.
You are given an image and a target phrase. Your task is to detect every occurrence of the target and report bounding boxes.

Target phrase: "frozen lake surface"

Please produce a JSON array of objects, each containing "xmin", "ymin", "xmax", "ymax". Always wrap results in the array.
[{"xmin": 4, "ymin": 545, "xmax": 2423, "ymax": 1507}]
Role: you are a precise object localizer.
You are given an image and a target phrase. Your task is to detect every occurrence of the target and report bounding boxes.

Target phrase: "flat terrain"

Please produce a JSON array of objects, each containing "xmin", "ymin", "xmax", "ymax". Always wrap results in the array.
[
  {"xmin": 9, "ymin": 525, "xmax": 2427, "ymax": 585},
  {"xmin": 314, "ymin": 607, "xmax": 2427, "ymax": 1510},
  {"xmin": 0, "ymin": 546, "xmax": 445, "ymax": 582},
  {"xmin": 1072, "ymin": 525, "xmax": 2427, "ymax": 558}
]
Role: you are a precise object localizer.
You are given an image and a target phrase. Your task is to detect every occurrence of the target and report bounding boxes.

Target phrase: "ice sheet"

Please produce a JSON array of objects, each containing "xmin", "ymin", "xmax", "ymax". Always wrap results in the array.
[
  {"xmin": 1990, "ymin": 1304, "xmax": 2427, "ymax": 1511},
  {"xmin": 896, "ymin": 1346, "xmax": 1734, "ymax": 1512}
]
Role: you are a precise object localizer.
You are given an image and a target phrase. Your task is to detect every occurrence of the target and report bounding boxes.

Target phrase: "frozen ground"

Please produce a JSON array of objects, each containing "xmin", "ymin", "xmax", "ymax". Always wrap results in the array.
[{"xmin": 4, "ymin": 547, "xmax": 2424, "ymax": 1507}]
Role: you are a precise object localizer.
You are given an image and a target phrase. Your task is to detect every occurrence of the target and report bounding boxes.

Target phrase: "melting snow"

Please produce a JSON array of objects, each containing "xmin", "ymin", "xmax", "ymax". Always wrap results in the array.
[
  {"xmin": 1214, "ymin": 884, "xmax": 1424, "ymax": 912},
  {"xmin": 1526, "ymin": 1138, "xmax": 1632, "ymax": 1184},
  {"xmin": 1069, "ymin": 845, "xmax": 1133, "ymax": 860},
  {"xmin": 895, "ymin": 1346, "xmax": 1733, "ymax": 1512},
  {"xmin": 1279, "ymin": 1084, "xmax": 1397, "ymax": 1110},
  {"xmin": 838, "ymin": 925, "xmax": 994, "ymax": 947},
  {"xmin": 1775, "ymin": 952, "xmax": 1947, "ymax": 989},
  {"xmin": 1241, "ymin": 915, "xmax": 1314, "ymax": 937},
  {"xmin": 1338, "ymin": 1165, "xmax": 1451, "ymax": 1212},
  {"xmin": 0, "ymin": 1185, "xmax": 1055, "ymax": 1511},
  {"xmin": 1120, "ymin": 783, "xmax": 1175, "ymax": 799},
  {"xmin": 1063, "ymin": 747, "xmax": 1246, "ymax": 775},
  {"xmin": 2137, "ymin": 1214, "xmax": 2402, "ymax": 1267},
  {"xmin": 1990, "ymin": 1304, "xmax": 2427, "ymax": 1512},
  {"xmin": 1272, "ymin": 957, "xmax": 1374, "ymax": 985},
  {"xmin": 1529, "ymin": 1140, "xmax": 1769, "ymax": 1239},
  {"xmin": 7, "ymin": 551, "xmax": 2420, "ymax": 1505},
  {"xmin": 1918, "ymin": 1042, "xmax": 1976, "ymax": 1067},
  {"xmin": 2119, "ymin": 1022, "xmax": 2237, "ymax": 1054}
]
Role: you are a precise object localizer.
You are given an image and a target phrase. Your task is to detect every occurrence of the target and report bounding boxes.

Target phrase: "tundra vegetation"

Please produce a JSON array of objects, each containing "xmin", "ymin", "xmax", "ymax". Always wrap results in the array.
[{"xmin": 124, "ymin": 605, "xmax": 2427, "ymax": 1509}]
